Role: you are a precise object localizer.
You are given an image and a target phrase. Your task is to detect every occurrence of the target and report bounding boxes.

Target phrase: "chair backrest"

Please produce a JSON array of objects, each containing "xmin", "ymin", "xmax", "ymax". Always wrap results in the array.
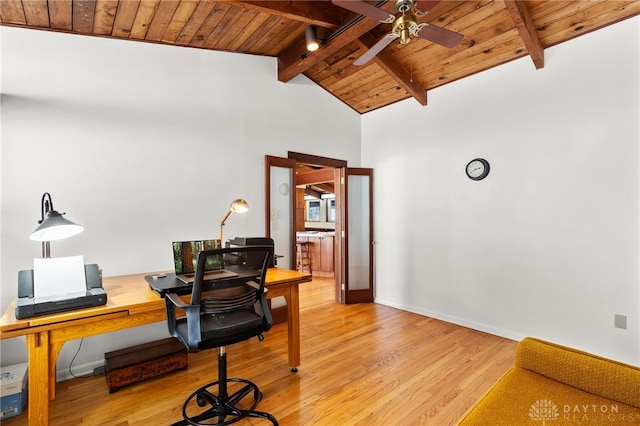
[
  {"xmin": 165, "ymin": 245, "xmax": 275, "ymax": 352},
  {"xmin": 191, "ymin": 245, "xmax": 273, "ymax": 304}
]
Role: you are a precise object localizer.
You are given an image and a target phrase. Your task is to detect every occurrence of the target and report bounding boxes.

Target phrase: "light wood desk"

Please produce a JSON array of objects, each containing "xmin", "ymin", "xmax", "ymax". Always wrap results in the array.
[{"xmin": 0, "ymin": 268, "xmax": 311, "ymax": 426}]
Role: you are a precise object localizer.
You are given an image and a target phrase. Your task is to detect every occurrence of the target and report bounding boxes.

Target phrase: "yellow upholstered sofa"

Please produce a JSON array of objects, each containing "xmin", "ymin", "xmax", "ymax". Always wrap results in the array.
[{"xmin": 458, "ymin": 337, "xmax": 640, "ymax": 425}]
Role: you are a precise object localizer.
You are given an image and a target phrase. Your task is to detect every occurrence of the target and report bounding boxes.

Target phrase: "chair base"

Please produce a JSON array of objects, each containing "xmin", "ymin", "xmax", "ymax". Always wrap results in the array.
[{"xmin": 171, "ymin": 378, "xmax": 278, "ymax": 426}]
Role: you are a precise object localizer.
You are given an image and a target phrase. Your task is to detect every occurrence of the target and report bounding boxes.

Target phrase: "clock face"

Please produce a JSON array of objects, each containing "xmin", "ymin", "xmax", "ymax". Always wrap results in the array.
[{"xmin": 466, "ymin": 158, "xmax": 490, "ymax": 180}]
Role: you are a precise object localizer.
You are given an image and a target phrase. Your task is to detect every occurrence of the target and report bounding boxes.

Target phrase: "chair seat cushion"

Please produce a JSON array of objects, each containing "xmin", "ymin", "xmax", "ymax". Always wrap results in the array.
[
  {"xmin": 200, "ymin": 309, "xmax": 264, "ymax": 338},
  {"xmin": 174, "ymin": 308, "xmax": 267, "ymax": 350}
]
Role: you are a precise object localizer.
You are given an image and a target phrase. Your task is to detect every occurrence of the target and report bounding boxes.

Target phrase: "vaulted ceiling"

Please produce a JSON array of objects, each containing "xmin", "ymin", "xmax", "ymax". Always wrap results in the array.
[{"xmin": 1, "ymin": 1, "xmax": 638, "ymax": 114}]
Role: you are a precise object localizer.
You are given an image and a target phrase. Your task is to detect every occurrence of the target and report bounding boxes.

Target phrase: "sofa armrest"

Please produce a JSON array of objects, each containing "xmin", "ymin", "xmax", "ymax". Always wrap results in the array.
[{"xmin": 515, "ymin": 337, "xmax": 640, "ymax": 408}]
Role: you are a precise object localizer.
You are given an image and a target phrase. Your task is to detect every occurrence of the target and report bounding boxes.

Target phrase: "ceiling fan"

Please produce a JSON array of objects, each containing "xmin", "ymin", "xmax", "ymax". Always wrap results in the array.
[{"xmin": 332, "ymin": 0, "xmax": 464, "ymax": 65}]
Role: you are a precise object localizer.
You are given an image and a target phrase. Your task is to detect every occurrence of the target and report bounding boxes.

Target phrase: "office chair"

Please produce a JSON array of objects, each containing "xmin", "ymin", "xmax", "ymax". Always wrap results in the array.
[{"xmin": 165, "ymin": 245, "xmax": 278, "ymax": 426}]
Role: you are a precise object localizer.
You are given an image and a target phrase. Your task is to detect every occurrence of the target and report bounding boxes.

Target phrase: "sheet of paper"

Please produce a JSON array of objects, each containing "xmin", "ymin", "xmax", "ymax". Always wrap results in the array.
[{"xmin": 33, "ymin": 255, "xmax": 86, "ymax": 300}]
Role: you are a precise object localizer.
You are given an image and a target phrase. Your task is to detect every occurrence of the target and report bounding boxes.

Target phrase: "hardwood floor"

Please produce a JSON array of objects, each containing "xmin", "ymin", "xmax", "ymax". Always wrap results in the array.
[{"xmin": 4, "ymin": 277, "xmax": 517, "ymax": 425}]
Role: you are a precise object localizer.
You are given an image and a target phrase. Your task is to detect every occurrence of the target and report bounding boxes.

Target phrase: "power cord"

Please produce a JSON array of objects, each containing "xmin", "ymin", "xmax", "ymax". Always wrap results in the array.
[{"xmin": 68, "ymin": 338, "xmax": 92, "ymax": 379}]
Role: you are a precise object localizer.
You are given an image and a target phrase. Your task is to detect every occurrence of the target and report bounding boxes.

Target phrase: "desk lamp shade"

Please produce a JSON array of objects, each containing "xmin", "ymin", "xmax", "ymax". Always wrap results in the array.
[
  {"xmin": 30, "ymin": 211, "xmax": 84, "ymax": 241},
  {"xmin": 219, "ymin": 199, "xmax": 249, "ymax": 243},
  {"xmin": 29, "ymin": 193, "xmax": 84, "ymax": 257},
  {"xmin": 229, "ymin": 199, "xmax": 249, "ymax": 214}
]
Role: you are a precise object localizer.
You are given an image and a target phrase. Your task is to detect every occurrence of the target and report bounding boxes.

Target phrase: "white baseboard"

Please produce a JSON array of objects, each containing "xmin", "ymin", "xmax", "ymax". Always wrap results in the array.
[
  {"xmin": 374, "ymin": 297, "xmax": 524, "ymax": 342},
  {"xmin": 57, "ymin": 359, "xmax": 105, "ymax": 382}
]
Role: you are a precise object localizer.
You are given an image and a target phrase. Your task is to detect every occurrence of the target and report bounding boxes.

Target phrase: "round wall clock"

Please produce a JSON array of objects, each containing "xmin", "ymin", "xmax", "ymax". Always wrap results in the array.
[{"xmin": 466, "ymin": 158, "xmax": 490, "ymax": 181}]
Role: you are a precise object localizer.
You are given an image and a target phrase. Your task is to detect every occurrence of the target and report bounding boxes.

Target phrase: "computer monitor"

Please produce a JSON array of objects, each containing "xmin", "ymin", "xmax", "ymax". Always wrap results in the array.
[{"xmin": 172, "ymin": 240, "xmax": 222, "ymax": 275}]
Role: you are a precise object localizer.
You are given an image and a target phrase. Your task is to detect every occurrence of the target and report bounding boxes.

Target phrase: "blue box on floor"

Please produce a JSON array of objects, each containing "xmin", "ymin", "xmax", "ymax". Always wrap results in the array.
[{"xmin": 1, "ymin": 363, "xmax": 28, "ymax": 420}]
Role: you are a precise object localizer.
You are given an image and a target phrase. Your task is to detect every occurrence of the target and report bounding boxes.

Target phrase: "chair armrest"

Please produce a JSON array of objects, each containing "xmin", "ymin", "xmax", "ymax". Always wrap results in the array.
[
  {"xmin": 165, "ymin": 292, "xmax": 203, "ymax": 352},
  {"xmin": 246, "ymin": 280, "xmax": 269, "ymax": 293},
  {"xmin": 166, "ymin": 292, "xmax": 189, "ymax": 309}
]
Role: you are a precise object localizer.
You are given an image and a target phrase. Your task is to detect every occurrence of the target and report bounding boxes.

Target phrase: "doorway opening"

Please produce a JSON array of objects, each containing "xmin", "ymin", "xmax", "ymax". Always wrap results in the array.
[{"xmin": 289, "ymin": 152, "xmax": 345, "ymax": 302}]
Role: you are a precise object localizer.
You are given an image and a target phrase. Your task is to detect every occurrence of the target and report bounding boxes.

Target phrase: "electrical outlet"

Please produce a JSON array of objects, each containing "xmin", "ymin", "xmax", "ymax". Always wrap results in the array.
[{"xmin": 614, "ymin": 314, "xmax": 627, "ymax": 330}]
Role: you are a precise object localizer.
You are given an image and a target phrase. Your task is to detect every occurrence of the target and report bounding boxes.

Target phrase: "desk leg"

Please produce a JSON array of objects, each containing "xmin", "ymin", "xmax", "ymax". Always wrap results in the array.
[
  {"xmin": 50, "ymin": 342, "xmax": 64, "ymax": 399},
  {"xmin": 286, "ymin": 284, "xmax": 301, "ymax": 371},
  {"xmin": 27, "ymin": 331, "xmax": 50, "ymax": 425}
]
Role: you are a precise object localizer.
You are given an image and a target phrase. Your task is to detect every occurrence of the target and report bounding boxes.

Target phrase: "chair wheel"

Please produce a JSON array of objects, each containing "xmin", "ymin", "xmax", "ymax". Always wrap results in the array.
[{"xmin": 258, "ymin": 334, "xmax": 265, "ymax": 342}]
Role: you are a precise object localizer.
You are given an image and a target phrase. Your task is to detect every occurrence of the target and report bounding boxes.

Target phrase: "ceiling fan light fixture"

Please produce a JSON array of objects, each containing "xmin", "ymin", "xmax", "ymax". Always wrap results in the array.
[{"xmin": 305, "ymin": 25, "xmax": 320, "ymax": 52}]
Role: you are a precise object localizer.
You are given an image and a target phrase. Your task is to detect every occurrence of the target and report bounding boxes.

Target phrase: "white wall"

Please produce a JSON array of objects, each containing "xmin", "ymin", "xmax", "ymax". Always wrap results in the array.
[
  {"xmin": 363, "ymin": 17, "xmax": 640, "ymax": 365},
  {"xmin": 3, "ymin": 16, "xmax": 638, "ymax": 379},
  {"xmin": 0, "ymin": 27, "xmax": 361, "ymax": 376}
]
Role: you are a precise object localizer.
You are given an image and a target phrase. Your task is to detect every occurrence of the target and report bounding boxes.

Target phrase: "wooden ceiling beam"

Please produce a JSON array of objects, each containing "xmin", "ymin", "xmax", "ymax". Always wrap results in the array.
[
  {"xmin": 233, "ymin": 1, "xmax": 342, "ymax": 29},
  {"xmin": 304, "ymin": 187, "xmax": 323, "ymax": 199},
  {"xmin": 355, "ymin": 33, "xmax": 427, "ymax": 106},
  {"xmin": 277, "ymin": 1, "xmax": 398, "ymax": 83},
  {"xmin": 503, "ymin": 0, "xmax": 544, "ymax": 69},
  {"xmin": 296, "ymin": 168, "xmax": 335, "ymax": 186},
  {"xmin": 315, "ymin": 183, "xmax": 335, "ymax": 193}
]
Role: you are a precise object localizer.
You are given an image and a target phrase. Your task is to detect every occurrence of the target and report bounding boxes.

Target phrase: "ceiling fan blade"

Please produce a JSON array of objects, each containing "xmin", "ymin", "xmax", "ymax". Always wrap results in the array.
[
  {"xmin": 354, "ymin": 34, "xmax": 398, "ymax": 66},
  {"xmin": 331, "ymin": 0, "xmax": 395, "ymax": 23},
  {"xmin": 415, "ymin": 1, "xmax": 441, "ymax": 12},
  {"xmin": 416, "ymin": 24, "xmax": 463, "ymax": 48}
]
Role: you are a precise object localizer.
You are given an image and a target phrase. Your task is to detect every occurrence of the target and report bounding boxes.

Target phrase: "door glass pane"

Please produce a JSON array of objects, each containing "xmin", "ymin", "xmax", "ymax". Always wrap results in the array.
[
  {"xmin": 270, "ymin": 166, "xmax": 292, "ymax": 269},
  {"xmin": 348, "ymin": 175, "xmax": 370, "ymax": 290}
]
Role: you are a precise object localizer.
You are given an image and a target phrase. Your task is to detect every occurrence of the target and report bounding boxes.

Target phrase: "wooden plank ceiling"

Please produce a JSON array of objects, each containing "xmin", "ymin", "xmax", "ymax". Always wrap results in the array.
[{"xmin": 2, "ymin": 1, "xmax": 639, "ymax": 114}]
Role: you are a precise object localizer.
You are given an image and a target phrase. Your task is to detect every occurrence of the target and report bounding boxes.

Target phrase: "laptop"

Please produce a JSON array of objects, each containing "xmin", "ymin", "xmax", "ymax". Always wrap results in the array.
[{"xmin": 172, "ymin": 240, "xmax": 238, "ymax": 284}]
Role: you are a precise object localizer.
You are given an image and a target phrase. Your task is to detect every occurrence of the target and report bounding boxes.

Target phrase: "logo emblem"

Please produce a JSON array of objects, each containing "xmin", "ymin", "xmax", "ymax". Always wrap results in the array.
[{"xmin": 529, "ymin": 399, "xmax": 559, "ymax": 425}]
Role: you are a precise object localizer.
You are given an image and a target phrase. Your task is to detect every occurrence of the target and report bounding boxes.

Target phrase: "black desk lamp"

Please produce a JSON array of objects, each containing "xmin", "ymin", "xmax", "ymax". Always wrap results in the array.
[
  {"xmin": 29, "ymin": 192, "xmax": 84, "ymax": 258},
  {"xmin": 219, "ymin": 199, "xmax": 249, "ymax": 245}
]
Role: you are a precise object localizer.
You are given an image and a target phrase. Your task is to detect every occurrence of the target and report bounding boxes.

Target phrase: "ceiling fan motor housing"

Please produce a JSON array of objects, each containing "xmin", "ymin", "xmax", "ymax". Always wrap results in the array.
[{"xmin": 393, "ymin": 14, "xmax": 418, "ymax": 44}]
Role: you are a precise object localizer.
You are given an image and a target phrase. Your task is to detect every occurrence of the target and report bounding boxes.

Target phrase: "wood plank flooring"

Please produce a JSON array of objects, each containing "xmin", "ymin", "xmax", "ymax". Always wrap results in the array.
[{"xmin": 4, "ymin": 277, "xmax": 517, "ymax": 425}]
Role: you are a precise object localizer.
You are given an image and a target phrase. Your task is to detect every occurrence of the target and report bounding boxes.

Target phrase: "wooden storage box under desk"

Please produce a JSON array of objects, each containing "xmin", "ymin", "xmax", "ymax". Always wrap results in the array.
[{"xmin": 105, "ymin": 337, "xmax": 187, "ymax": 393}]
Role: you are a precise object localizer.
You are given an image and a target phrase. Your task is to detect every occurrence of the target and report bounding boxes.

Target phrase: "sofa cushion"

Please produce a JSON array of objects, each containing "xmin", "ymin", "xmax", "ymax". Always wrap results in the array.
[
  {"xmin": 515, "ymin": 337, "xmax": 640, "ymax": 408},
  {"xmin": 458, "ymin": 368, "xmax": 640, "ymax": 425}
]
